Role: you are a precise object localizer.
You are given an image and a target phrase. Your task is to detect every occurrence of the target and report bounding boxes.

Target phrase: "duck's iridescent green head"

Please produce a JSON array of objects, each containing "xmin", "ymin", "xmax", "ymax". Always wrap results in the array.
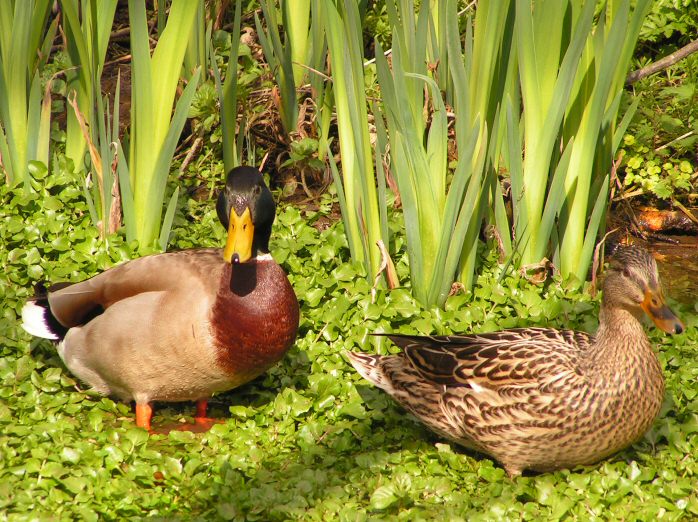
[{"xmin": 216, "ymin": 166, "xmax": 275, "ymax": 263}]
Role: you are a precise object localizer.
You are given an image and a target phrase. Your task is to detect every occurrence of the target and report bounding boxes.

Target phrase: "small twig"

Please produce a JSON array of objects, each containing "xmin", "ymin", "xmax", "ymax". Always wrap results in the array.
[
  {"xmin": 214, "ymin": 0, "xmax": 231, "ymax": 31},
  {"xmin": 313, "ymin": 323, "xmax": 328, "ymax": 344},
  {"xmin": 460, "ymin": 1, "xmax": 478, "ymax": 16},
  {"xmin": 654, "ymin": 130, "xmax": 695, "ymax": 153},
  {"xmin": 172, "ymin": 133, "xmax": 195, "ymax": 162},
  {"xmin": 612, "ymin": 188, "xmax": 645, "ymax": 202},
  {"xmin": 608, "ymin": 150, "xmax": 624, "ymax": 202},
  {"xmin": 293, "ymin": 62, "xmax": 332, "ymax": 82},
  {"xmin": 671, "ymin": 198, "xmax": 698, "ymax": 226},
  {"xmin": 621, "ymin": 199, "xmax": 649, "ymax": 241},
  {"xmin": 626, "ymin": 38, "xmax": 698, "ymax": 85},
  {"xmin": 259, "ymin": 151, "xmax": 270, "ymax": 172},
  {"xmin": 363, "ymin": 46, "xmax": 393, "ymax": 68},
  {"xmin": 179, "ymin": 137, "xmax": 203, "ymax": 175},
  {"xmin": 104, "ymin": 54, "xmax": 132, "ymax": 68},
  {"xmin": 370, "ymin": 240, "xmax": 399, "ymax": 303},
  {"xmin": 590, "ymin": 228, "xmax": 619, "ymax": 297},
  {"xmin": 299, "ymin": 168, "xmax": 316, "ymax": 199}
]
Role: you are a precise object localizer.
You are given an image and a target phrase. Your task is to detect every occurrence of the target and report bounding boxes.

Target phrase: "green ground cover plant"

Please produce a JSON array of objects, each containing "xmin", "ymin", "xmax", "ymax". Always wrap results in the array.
[
  {"xmin": 2, "ymin": 164, "xmax": 697, "ymax": 519},
  {"xmin": 2, "ymin": 0, "xmax": 698, "ymax": 519}
]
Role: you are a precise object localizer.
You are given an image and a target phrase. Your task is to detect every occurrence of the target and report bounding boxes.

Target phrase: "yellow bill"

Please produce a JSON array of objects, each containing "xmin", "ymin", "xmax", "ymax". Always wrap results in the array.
[{"xmin": 223, "ymin": 207, "xmax": 254, "ymax": 263}]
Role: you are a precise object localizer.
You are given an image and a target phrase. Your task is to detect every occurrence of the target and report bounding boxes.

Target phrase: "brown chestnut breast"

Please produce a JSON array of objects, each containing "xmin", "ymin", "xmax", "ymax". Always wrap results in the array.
[{"xmin": 210, "ymin": 258, "xmax": 299, "ymax": 377}]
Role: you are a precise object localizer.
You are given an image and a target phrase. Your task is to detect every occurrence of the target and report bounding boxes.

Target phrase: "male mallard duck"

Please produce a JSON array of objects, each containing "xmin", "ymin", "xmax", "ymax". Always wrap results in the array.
[
  {"xmin": 22, "ymin": 166, "xmax": 299, "ymax": 431},
  {"xmin": 348, "ymin": 246, "xmax": 683, "ymax": 477}
]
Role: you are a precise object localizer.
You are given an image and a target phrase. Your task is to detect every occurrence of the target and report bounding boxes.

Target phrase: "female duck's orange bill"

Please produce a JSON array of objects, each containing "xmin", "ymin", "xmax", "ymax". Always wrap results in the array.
[{"xmin": 641, "ymin": 289, "xmax": 684, "ymax": 334}]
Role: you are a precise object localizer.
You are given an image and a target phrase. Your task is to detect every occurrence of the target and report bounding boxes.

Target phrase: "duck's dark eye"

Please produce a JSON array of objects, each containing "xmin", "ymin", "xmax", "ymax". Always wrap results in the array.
[{"xmin": 622, "ymin": 267, "xmax": 631, "ymax": 278}]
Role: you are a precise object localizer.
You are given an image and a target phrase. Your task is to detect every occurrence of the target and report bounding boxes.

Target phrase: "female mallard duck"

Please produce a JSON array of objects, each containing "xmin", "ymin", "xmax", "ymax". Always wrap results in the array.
[
  {"xmin": 348, "ymin": 246, "xmax": 683, "ymax": 477},
  {"xmin": 22, "ymin": 166, "xmax": 299, "ymax": 431}
]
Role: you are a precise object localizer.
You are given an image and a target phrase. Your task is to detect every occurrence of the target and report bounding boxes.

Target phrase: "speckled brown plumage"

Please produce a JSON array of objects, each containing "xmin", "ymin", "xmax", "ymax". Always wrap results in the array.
[{"xmin": 348, "ymin": 246, "xmax": 684, "ymax": 477}]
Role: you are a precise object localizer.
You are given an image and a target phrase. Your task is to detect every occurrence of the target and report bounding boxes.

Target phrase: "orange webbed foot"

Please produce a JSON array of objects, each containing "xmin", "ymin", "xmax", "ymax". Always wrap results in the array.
[
  {"xmin": 189, "ymin": 398, "xmax": 225, "ymax": 432},
  {"xmin": 147, "ymin": 399, "xmax": 224, "ymax": 434},
  {"xmin": 135, "ymin": 402, "xmax": 154, "ymax": 431}
]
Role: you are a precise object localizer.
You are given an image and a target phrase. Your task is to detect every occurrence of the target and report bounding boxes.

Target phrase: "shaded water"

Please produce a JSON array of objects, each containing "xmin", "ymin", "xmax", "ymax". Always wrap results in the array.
[{"xmin": 648, "ymin": 237, "xmax": 698, "ymax": 307}]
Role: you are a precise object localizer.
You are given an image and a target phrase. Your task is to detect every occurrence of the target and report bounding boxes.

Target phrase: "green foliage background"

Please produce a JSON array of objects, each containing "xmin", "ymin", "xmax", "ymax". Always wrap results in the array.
[
  {"xmin": 2, "ymin": 0, "xmax": 698, "ymax": 518},
  {"xmin": 2, "ymin": 166, "xmax": 697, "ymax": 520}
]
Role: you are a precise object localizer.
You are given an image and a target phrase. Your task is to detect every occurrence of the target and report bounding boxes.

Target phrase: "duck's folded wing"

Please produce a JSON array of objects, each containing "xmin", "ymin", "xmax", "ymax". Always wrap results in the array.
[
  {"xmin": 47, "ymin": 249, "xmax": 222, "ymax": 327},
  {"xmin": 385, "ymin": 327, "xmax": 592, "ymax": 389}
]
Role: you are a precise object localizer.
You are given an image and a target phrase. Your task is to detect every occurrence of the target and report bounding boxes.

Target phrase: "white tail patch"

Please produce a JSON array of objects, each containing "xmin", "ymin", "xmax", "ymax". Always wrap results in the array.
[{"xmin": 21, "ymin": 301, "xmax": 58, "ymax": 340}]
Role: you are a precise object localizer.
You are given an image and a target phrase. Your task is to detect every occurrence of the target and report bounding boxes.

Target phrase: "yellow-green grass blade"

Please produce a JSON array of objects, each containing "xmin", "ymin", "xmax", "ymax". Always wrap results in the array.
[
  {"xmin": 116, "ymin": 139, "xmax": 135, "ymax": 243},
  {"xmin": 159, "ymin": 186, "xmax": 180, "ymax": 251},
  {"xmin": 386, "ymin": 3, "xmax": 443, "ymax": 210},
  {"xmin": 0, "ymin": 6, "xmax": 11, "ymax": 62},
  {"xmin": 427, "ymin": 0, "xmax": 452, "ymax": 97},
  {"xmin": 322, "ymin": 0, "xmax": 384, "ymax": 280},
  {"xmin": 150, "ymin": 0, "xmax": 197, "ymax": 152},
  {"xmin": 0, "ymin": 66, "xmax": 15, "ymax": 182},
  {"xmin": 143, "ymin": 68, "xmax": 201, "ymax": 250},
  {"xmin": 26, "ymin": 0, "xmax": 52, "ymax": 68},
  {"xmin": 0, "ymin": 125, "xmax": 10, "ymax": 183},
  {"xmin": 372, "ymin": 101, "xmax": 391, "ymax": 248},
  {"xmin": 326, "ymin": 147, "xmax": 356, "ymax": 256},
  {"xmin": 430, "ymin": 119, "xmax": 486, "ymax": 306},
  {"xmin": 558, "ymin": 0, "xmax": 646, "ymax": 280},
  {"xmin": 128, "ymin": 0, "xmax": 155, "ymax": 193},
  {"xmin": 3, "ymin": 2, "xmax": 32, "ymax": 188},
  {"xmin": 455, "ymin": 134, "xmax": 490, "ymax": 295},
  {"xmin": 128, "ymin": 0, "xmax": 196, "ymax": 250},
  {"xmin": 256, "ymin": 0, "xmax": 297, "ymax": 135},
  {"xmin": 448, "ymin": 0, "xmax": 515, "ymax": 264},
  {"xmin": 445, "ymin": 8, "xmax": 469, "ymax": 164},
  {"xmin": 184, "ymin": 0, "xmax": 207, "ymax": 81},
  {"xmin": 505, "ymin": 96, "xmax": 527, "ymax": 243},
  {"xmin": 212, "ymin": 0, "xmax": 241, "ymax": 173},
  {"xmin": 384, "ymin": 0, "xmax": 428, "ymax": 137},
  {"xmin": 61, "ymin": 0, "xmax": 117, "ymax": 171},
  {"xmin": 309, "ymin": 0, "xmax": 329, "ymax": 161},
  {"xmin": 515, "ymin": 0, "xmax": 595, "ymax": 264},
  {"xmin": 284, "ymin": 0, "xmax": 311, "ymax": 86},
  {"xmin": 61, "ymin": 0, "xmax": 89, "ymax": 169},
  {"xmin": 377, "ymin": 0, "xmax": 488, "ymax": 308},
  {"xmin": 0, "ymin": 1, "xmax": 54, "ymax": 188},
  {"xmin": 577, "ymin": 173, "xmax": 610, "ymax": 282},
  {"xmin": 539, "ymin": 136, "xmax": 575, "ymax": 251},
  {"xmin": 25, "ymin": 73, "xmax": 46, "ymax": 172},
  {"xmin": 60, "ymin": 0, "xmax": 90, "ymax": 92},
  {"xmin": 36, "ymin": 74, "xmax": 52, "ymax": 168},
  {"xmin": 374, "ymin": 42, "xmax": 423, "ymax": 289},
  {"xmin": 470, "ymin": 0, "xmax": 515, "ymax": 124}
]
